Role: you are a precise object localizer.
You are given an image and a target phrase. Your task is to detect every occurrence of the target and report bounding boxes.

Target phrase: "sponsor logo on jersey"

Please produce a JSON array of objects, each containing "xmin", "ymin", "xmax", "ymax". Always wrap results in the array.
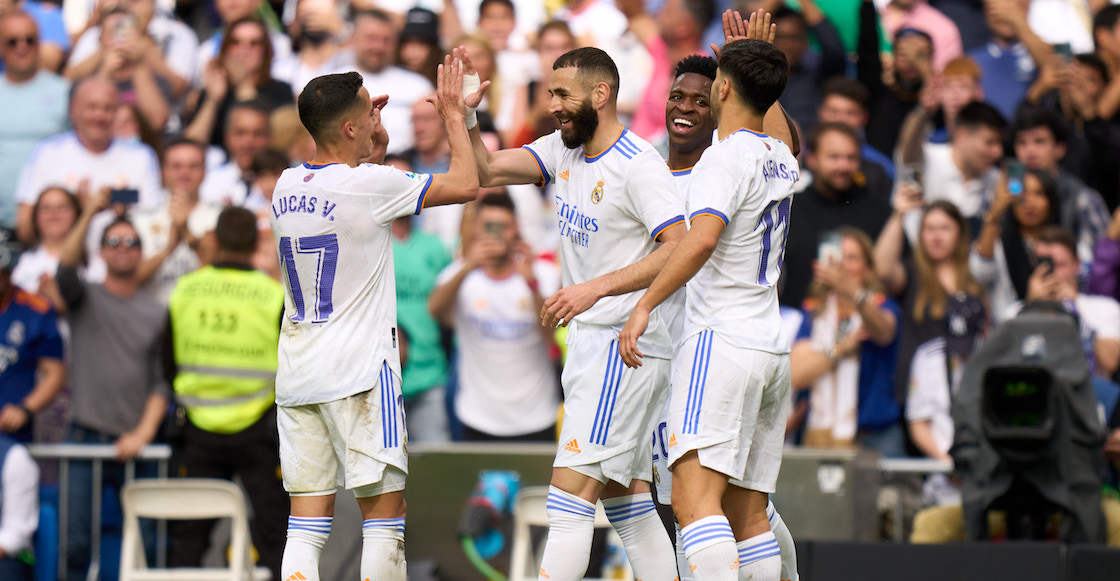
[
  {"xmin": 563, "ymin": 439, "xmax": 581, "ymax": 453},
  {"xmin": 554, "ymin": 195, "xmax": 599, "ymax": 248},
  {"xmin": 559, "ymin": 170, "xmax": 570, "ymax": 181},
  {"xmin": 591, "ymin": 180, "xmax": 605, "ymax": 204}
]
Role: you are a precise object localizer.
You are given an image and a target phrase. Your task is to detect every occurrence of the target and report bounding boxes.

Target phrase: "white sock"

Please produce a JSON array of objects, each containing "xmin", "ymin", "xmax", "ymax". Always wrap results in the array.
[
  {"xmin": 676, "ymin": 523, "xmax": 694, "ymax": 581},
  {"xmin": 361, "ymin": 518, "xmax": 406, "ymax": 581},
  {"xmin": 538, "ymin": 486, "xmax": 596, "ymax": 581},
  {"xmin": 681, "ymin": 515, "xmax": 739, "ymax": 581},
  {"xmin": 602, "ymin": 493, "xmax": 677, "ymax": 580},
  {"xmin": 735, "ymin": 531, "xmax": 781, "ymax": 581},
  {"xmin": 766, "ymin": 501, "xmax": 798, "ymax": 581},
  {"xmin": 281, "ymin": 516, "xmax": 331, "ymax": 581}
]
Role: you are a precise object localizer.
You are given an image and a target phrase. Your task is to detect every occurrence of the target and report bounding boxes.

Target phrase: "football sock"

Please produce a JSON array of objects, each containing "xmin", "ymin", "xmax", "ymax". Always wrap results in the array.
[
  {"xmin": 281, "ymin": 516, "xmax": 331, "ymax": 581},
  {"xmin": 736, "ymin": 531, "xmax": 781, "ymax": 581},
  {"xmin": 361, "ymin": 518, "xmax": 406, "ymax": 581},
  {"xmin": 766, "ymin": 501, "xmax": 798, "ymax": 581},
  {"xmin": 681, "ymin": 515, "xmax": 739, "ymax": 581},
  {"xmin": 677, "ymin": 523, "xmax": 694, "ymax": 581},
  {"xmin": 602, "ymin": 493, "xmax": 677, "ymax": 580},
  {"xmin": 537, "ymin": 486, "xmax": 596, "ymax": 581}
]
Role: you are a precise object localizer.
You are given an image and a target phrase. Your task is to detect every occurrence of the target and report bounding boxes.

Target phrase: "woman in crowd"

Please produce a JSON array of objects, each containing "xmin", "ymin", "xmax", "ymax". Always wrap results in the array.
[
  {"xmin": 790, "ymin": 227, "xmax": 903, "ymax": 457},
  {"xmin": 971, "ymin": 169, "xmax": 1062, "ymax": 322},
  {"xmin": 874, "ymin": 193, "xmax": 987, "ymax": 419},
  {"xmin": 12, "ymin": 186, "xmax": 82, "ymax": 311},
  {"xmin": 397, "ymin": 12, "xmax": 442, "ymax": 86},
  {"xmin": 183, "ymin": 16, "xmax": 293, "ymax": 150},
  {"xmin": 456, "ymin": 33, "xmax": 526, "ymax": 148}
]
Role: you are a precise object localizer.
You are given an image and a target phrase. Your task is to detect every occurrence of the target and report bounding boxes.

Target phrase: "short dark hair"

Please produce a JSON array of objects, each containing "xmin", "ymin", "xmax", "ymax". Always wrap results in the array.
[
  {"xmin": 821, "ymin": 76, "xmax": 869, "ymax": 111},
  {"xmin": 160, "ymin": 137, "xmax": 206, "ymax": 164},
  {"xmin": 352, "ymin": 8, "xmax": 393, "ymax": 26},
  {"xmin": 807, "ymin": 121, "xmax": 860, "ymax": 152},
  {"xmin": 717, "ymin": 40, "xmax": 788, "ymax": 115},
  {"xmin": 478, "ymin": 191, "xmax": 516, "ymax": 213},
  {"xmin": 298, "ymin": 72, "xmax": 365, "ymax": 141},
  {"xmin": 100, "ymin": 217, "xmax": 138, "ymax": 247},
  {"xmin": 675, "ymin": 55, "xmax": 717, "ymax": 81},
  {"xmin": 1075, "ymin": 53, "xmax": 1110, "ymax": 84},
  {"xmin": 1037, "ymin": 225, "xmax": 1078, "ymax": 260},
  {"xmin": 1093, "ymin": 4, "xmax": 1120, "ymax": 35},
  {"xmin": 554, "ymin": 47, "xmax": 620, "ymax": 101},
  {"xmin": 683, "ymin": 0, "xmax": 715, "ymax": 29},
  {"xmin": 1011, "ymin": 105, "xmax": 1068, "ymax": 145},
  {"xmin": 225, "ymin": 99, "xmax": 272, "ymax": 133},
  {"xmin": 771, "ymin": 5, "xmax": 806, "ymax": 28},
  {"xmin": 215, "ymin": 207, "xmax": 259, "ymax": 254},
  {"xmin": 383, "ymin": 153, "xmax": 412, "ymax": 169},
  {"xmin": 251, "ymin": 148, "xmax": 290, "ymax": 176},
  {"xmin": 955, "ymin": 101, "xmax": 1006, "ymax": 134},
  {"xmin": 537, "ymin": 19, "xmax": 573, "ymax": 44},
  {"xmin": 479, "ymin": 0, "xmax": 515, "ymax": 17}
]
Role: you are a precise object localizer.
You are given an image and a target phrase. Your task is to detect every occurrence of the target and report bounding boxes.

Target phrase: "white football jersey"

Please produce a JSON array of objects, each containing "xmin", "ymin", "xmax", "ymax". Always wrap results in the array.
[
  {"xmin": 270, "ymin": 161, "xmax": 432, "ymax": 406},
  {"xmin": 523, "ymin": 128, "xmax": 683, "ymax": 358},
  {"xmin": 662, "ymin": 166, "xmax": 693, "ymax": 350},
  {"xmin": 684, "ymin": 129, "xmax": 798, "ymax": 354}
]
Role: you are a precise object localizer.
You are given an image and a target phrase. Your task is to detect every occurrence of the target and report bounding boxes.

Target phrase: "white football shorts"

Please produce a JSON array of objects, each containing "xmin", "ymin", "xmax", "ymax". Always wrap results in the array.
[
  {"xmin": 278, "ymin": 363, "xmax": 408, "ymax": 496},
  {"xmin": 667, "ymin": 329, "xmax": 790, "ymax": 493},
  {"xmin": 555, "ymin": 322, "xmax": 671, "ymax": 486}
]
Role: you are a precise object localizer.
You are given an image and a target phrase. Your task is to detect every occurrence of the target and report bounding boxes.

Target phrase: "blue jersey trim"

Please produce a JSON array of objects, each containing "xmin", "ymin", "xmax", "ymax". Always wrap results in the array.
[
  {"xmin": 689, "ymin": 208, "xmax": 729, "ymax": 225},
  {"xmin": 521, "ymin": 146, "xmax": 552, "ymax": 185},
  {"xmin": 414, "ymin": 174, "xmax": 434, "ymax": 215},
  {"xmin": 651, "ymin": 216, "xmax": 685, "ymax": 241}
]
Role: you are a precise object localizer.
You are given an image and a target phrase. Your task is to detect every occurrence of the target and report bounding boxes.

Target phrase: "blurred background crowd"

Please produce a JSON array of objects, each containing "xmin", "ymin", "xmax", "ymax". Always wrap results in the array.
[{"xmin": 3, "ymin": 0, "xmax": 1120, "ymax": 576}]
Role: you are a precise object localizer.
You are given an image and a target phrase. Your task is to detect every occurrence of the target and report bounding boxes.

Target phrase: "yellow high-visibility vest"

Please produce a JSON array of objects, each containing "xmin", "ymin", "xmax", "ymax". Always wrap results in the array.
[{"xmin": 169, "ymin": 265, "xmax": 283, "ymax": 434}]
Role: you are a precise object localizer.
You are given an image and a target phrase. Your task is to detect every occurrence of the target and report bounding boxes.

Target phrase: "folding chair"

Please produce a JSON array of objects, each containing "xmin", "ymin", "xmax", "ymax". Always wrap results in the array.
[
  {"xmin": 508, "ymin": 486, "xmax": 634, "ymax": 581},
  {"xmin": 119, "ymin": 479, "xmax": 271, "ymax": 581}
]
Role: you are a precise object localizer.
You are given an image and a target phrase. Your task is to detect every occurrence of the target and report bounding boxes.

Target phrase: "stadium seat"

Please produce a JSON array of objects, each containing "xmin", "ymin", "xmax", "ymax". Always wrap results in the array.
[
  {"xmin": 508, "ymin": 486, "xmax": 633, "ymax": 581},
  {"xmin": 118, "ymin": 479, "xmax": 270, "ymax": 581}
]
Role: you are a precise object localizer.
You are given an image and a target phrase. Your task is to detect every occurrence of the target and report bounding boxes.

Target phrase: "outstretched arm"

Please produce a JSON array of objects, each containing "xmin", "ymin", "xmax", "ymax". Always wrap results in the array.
[{"xmin": 421, "ymin": 51, "xmax": 481, "ymax": 209}]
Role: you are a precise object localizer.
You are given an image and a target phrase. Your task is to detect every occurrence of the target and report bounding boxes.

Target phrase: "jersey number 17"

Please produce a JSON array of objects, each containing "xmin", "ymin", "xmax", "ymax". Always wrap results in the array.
[{"xmin": 279, "ymin": 234, "xmax": 339, "ymax": 323}]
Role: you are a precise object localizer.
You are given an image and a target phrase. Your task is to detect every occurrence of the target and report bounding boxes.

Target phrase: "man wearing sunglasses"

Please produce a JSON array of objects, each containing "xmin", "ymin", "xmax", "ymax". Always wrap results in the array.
[
  {"xmin": 54, "ymin": 185, "xmax": 170, "ymax": 581},
  {"xmin": 0, "ymin": 11, "xmax": 68, "ymax": 231}
]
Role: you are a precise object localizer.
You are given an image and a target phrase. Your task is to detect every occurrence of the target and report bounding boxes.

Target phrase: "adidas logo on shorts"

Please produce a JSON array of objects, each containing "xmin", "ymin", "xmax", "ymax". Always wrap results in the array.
[
  {"xmin": 668, "ymin": 434, "xmax": 678, "ymax": 447},
  {"xmin": 563, "ymin": 439, "xmax": 581, "ymax": 453}
]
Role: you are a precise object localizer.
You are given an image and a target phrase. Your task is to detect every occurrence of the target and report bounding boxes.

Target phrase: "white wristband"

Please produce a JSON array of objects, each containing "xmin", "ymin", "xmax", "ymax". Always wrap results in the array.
[{"xmin": 463, "ymin": 72, "xmax": 481, "ymax": 130}]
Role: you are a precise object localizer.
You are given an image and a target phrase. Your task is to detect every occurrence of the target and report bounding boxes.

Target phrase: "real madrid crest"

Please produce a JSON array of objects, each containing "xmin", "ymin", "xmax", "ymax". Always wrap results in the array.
[{"xmin": 591, "ymin": 180, "xmax": 604, "ymax": 204}]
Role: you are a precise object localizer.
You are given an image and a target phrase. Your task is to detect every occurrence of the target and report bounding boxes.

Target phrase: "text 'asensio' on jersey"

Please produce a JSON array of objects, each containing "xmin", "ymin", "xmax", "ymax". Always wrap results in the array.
[
  {"xmin": 272, "ymin": 195, "xmax": 339, "ymax": 221},
  {"xmin": 555, "ymin": 195, "xmax": 599, "ymax": 248},
  {"xmin": 761, "ymin": 160, "xmax": 799, "ymax": 184}
]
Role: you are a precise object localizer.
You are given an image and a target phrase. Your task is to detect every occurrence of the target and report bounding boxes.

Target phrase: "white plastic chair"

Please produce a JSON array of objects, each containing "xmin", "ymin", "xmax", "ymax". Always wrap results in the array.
[
  {"xmin": 119, "ymin": 478, "xmax": 271, "ymax": 581},
  {"xmin": 508, "ymin": 486, "xmax": 634, "ymax": 581}
]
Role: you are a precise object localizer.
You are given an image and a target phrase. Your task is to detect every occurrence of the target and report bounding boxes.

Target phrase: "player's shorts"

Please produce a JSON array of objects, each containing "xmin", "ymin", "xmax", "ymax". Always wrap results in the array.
[
  {"xmin": 651, "ymin": 399, "xmax": 672, "ymax": 505},
  {"xmin": 278, "ymin": 369, "xmax": 408, "ymax": 496},
  {"xmin": 666, "ymin": 329, "xmax": 791, "ymax": 493},
  {"xmin": 555, "ymin": 322, "xmax": 671, "ymax": 486}
]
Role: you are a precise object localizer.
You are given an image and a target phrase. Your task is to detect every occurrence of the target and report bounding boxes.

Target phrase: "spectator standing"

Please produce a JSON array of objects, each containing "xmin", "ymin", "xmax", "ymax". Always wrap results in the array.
[
  {"xmin": 860, "ymin": 0, "xmax": 932, "ymax": 156},
  {"xmin": 10, "ymin": 187, "xmax": 79, "ymax": 301},
  {"xmin": 409, "ymin": 96, "xmax": 461, "ymax": 250},
  {"xmin": 781, "ymin": 123, "xmax": 892, "ymax": 308},
  {"xmin": 271, "ymin": 0, "xmax": 352, "ymax": 94},
  {"xmin": 0, "ymin": 433, "xmax": 37, "ymax": 581},
  {"xmin": 194, "ymin": 0, "xmax": 292, "ymax": 86},
  {"xmin": 1088, "ymin": 207, "xmax": 1120, "ymax": 302},
  {"xmin": 13, "ymin": 76, "xmax": 163, "ymax": 275},
  {"xmin": 396, "ymin": 7, "xmax": 442, "ymax": 86},
  {"xmin": 790, "ymin": 228, "xmax": 904, "ymax": 456},
  {"xmin": 199, "ymin": 100, "xmax": 273, "ymax": 207},
  {"xmin": 0, "ymin": 227, "xmax": 65, "ymax": 443},
  {"xmin": 429, "ymin": 192, "xmax": 560, "ymax": 441},
  {"xmin": 132, "ymin": 139, "xmax": 223, "ymax": 304},
  {"xmin": 352, "ymin": 9, "xmax": 435, "ymax": 154},
  {"xmin": 0, "ymin": 12, "xmax": 68, "ymax": 229},
  {"xmin": 815, "ymin": 76, "xmax": 896, "ymax": 181},
  {"xmin": 164, "ymin": 207, "xmax": 286, "ymax": 580},
  {"xmin": 972, "ymin": 169, "xmax": 1063, "ymax": 323},
  {"xmin": 392, "ymin": 207, "xmax": 452, "ymax": 443},
  {"xmin": 183, "ymin": 17, "xmax": 294, "ymax": 151},
  {"xmin": 65, "ymin": 0, "xmax": 196, "ymax": 99},
  {"xmin": 772, "ymin": 1, "xmax": 846, "ymax": 135},
  {"xmin": 881, "ymin": 0, "xmax": 963, "ymax": 73},
  {"xmin": 514, "ymin": 19, "xmax": 575, "ymax": 146},
  {"xmin": 0, "ymin": 0, "xmax": 67, "ymax": 71},
  {"xmin": 965, "ymin": 0, "xmax": 1050, "ymax": 120},
  {"xmin": 57, "ymin": 189, "xmax": 168, "ymax": 581}
]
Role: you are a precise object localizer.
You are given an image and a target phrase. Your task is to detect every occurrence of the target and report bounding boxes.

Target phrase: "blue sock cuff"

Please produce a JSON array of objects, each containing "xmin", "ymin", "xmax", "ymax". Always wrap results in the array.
[
  {"xmin": 288, "ymin": 516, "xmax": 332, "ymax": 534},
  {"xmin": 363, "ymin": 518, "xmax": 406, "ymax": 536},
  {"xmin": 546, "ymin": 486, "xmax": 596, "ymax": 520},
  {"xmin": 737, "ymin": 531, "xmax": 780, "ymax": 565},
  {"xmin": 681, "ymin": 515, "xmax": 735, "ymax": 557},
  {"xmin": 601, "ymin": 494, "xmax": 656, "ymax": 523}
]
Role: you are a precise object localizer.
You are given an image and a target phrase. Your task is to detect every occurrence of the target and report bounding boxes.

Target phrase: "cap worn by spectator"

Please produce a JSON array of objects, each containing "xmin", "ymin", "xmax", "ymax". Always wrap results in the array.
[{"xmin": 402, "ymin": 8, "xmax": 439, "ymax": 44}]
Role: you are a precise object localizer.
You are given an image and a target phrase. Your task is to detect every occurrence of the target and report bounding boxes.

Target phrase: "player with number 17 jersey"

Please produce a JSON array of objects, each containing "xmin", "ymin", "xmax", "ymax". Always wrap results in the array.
[{"xmin": 270, "ymin": 162, "xmax": 433, "ymax": 407}]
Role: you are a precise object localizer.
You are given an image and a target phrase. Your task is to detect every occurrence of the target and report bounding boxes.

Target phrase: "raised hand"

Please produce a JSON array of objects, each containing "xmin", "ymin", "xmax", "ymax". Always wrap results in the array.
[
  {"xmin": 427, "ymin": 51, "xmax": 466, "ymax": 121},
  {"xmin": 459, "ymin": 47, "xmax": 492, "ymax": 110},
  {"xmin": 711, "ymin": 9, "xmax": 775, "ymax": 58}
]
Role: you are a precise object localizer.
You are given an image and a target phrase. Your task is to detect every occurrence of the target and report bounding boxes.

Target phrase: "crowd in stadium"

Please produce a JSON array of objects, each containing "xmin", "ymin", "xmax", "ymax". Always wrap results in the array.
[{"xmin": 3, "ymin": 0, "xmax": 1120, "ymax": 577}]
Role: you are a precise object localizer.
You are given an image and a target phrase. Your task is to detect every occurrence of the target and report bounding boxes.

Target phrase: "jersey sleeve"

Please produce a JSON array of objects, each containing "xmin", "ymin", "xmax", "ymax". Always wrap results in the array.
[
  {"xmin": 33, "ymin": 307, "xmax": 64, "ymax": 361},
  {"xmin": 625, "ymin": 153, "xmax": 684, "ymax": 241},
  {"xmin": 520, "ymin": 132, "xmax": 562, "ymax": 187},
  {"xmin": 360, "ymin": 164, "xmax": 435, "ymax": 225},
  {"xmin": 685, "ymin": 144, "xmax": 748, "ymax": 226}
]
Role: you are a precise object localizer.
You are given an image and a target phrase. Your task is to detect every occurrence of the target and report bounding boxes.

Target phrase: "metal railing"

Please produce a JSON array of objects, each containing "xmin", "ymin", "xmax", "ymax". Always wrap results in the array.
[
  {"xmin": 879, "ymin": 457, "xmax": 954, "ymax": 542},
  {"xmin": 27, "ymin": 443, "xmax": 172, "ymax": 581}
]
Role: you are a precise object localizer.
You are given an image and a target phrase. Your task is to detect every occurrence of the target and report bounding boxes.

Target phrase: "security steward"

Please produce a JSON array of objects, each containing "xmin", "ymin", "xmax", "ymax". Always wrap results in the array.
[{"xmin": 162, "ymin": 207, "xmax": 286, "ymax": 579}]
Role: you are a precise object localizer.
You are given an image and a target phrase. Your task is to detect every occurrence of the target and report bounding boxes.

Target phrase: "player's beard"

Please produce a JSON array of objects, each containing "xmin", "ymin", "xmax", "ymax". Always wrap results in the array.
[{"xmin": 560, "ymin": 97, "xmax": 599, "ymax": 149}]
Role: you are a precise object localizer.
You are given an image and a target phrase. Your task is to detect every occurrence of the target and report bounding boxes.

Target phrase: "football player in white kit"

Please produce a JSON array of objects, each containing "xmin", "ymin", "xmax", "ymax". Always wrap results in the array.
[
  {"xmin": 271, "ymin": 57, "xmax": 479, "ymax": 581},
  {"xmin": 657, "ymin": 42, "xmax": 801, "ymax": 581},
  {"xmin": 463, "ymin": 47, "xmax": 685, "ymax": 581},
  {"xmin": 620, "ymin": 38, "xmax": 798, "ymax": 581}
]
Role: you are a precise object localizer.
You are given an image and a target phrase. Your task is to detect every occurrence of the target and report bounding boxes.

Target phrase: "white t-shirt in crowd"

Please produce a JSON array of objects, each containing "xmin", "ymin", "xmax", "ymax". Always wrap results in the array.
[
  {"xmin": 270, "ymin": 161, "xmax": 432, "ymax": 406},
  {"xmin": 70, "ymin": 13, "xmax": 198, "ymax": 81},
  {"xmin": 271, "ymin": 49, "xmax": 356, "ymax": 96},
  {"xmin": 357, "ymin": 66, "xmax": 434, "ymax": 155},
  {"xmin": 683, "ymin": 129, "xmax": 798, "ymax": 354},
  {"xmin": 919, "ymin": 142, "xmax": 999, "ymax": 219},
  {"xmin": 131, "ymin": 198, "xmax": 223, "ymax": 305},
  {"xmin": 199, "ymin": 161, "xmax": 253, "ymax": 207},
  {"xmin": 522, "ymin": 128, "xmax": 682, "ymax": 357},
  {"xmin": 439, "ymin": 258, "xmax": 561, "ymax": 436}
]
